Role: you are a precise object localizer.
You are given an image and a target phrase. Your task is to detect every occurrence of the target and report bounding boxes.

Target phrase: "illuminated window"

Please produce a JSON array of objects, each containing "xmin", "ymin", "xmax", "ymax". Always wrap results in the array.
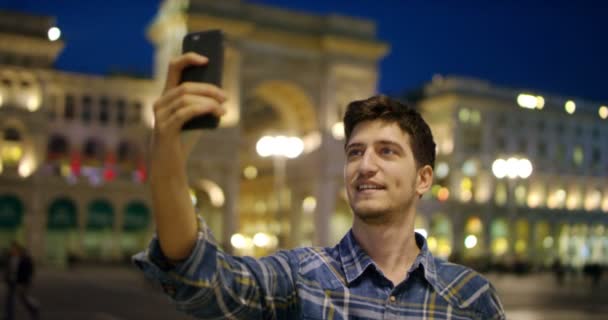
[
  {"xmin": 1, "ymin": 128, "xmax": 23, "ymax": 167},
  {"xmin": 495, "ymin": 182, "xmax": 507, "ymax": 206},
  {"xmin": 462, "ymin": 159, "xmax": 478, "ymax": 177},
  {"xmin": 464, "ymin": 216, "xmax": 484, "ymax": 258},
  {"xmin": 566, "ymin": 189, "xmax": 581, "ymax": 210},
  {"xmin": 459, "ymin": 177, "xmax": 473, "ymax": 202},
  {"xmin": 515, "ymin": 184, "xmax": 527, "ymax": 206},
  {"xmin": 466, "ymin": 217, "xmax": 483, "ymax": 234},
  {"xmin": 527, "ymin": 182, "xmax": 545, "ymax": 208},
  {"xmin": 572, "ymin": 146, "xmax": 584, "ymax": 166},
  {"xmin": 514, "ymin": 219, "xmax": 529, "ymax": 256},
  {"xmin": 430, "ymin": 214, "xmax": 452, "ymax": 259},
  {"xmin": 490, "ymin": 219, "xmax": 509, "ymax": 257},
  {"xmin": 584, "ymin": 189, "xmax": 602, "ymax": 211},
  {"xmin": 470, "ymin": 110, "xmax": 481, "ymax": 125},
  {"xmin": 547, "ymin": 188, "xmax": 567, "ymax": 209},
  {"xmin": 458, "ymin": 108, "xmax": 471, "ymax": 123}
]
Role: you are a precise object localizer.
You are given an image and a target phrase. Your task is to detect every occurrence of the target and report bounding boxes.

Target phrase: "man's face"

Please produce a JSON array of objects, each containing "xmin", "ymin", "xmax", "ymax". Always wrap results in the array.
[{"xmin": 344, "ymin": 120, "xmax": 422, "ymax": 223}]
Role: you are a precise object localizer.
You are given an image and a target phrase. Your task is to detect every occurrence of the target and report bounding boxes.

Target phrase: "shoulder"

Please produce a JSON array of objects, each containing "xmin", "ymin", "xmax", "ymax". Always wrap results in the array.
[
  {"xmin": 433, "ymin": 258, "xmax": 505, "ymax": 318},
  {"xmin": 288, "ymin": 246, "xmax": 340, "ymax": 271},
  {"xmin": 254, "ymin": 246, "xmax": 338, "ymax": 275},
  {"xmin": 285, "ymin": 246, "xmax": 345, "ymax": 286}
]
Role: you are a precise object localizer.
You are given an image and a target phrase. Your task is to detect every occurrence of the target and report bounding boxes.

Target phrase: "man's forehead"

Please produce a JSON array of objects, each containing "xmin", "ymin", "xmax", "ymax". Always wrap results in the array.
[{"xmin": 347, "ymin": 120, "xmax": 410, "ymax": 147}]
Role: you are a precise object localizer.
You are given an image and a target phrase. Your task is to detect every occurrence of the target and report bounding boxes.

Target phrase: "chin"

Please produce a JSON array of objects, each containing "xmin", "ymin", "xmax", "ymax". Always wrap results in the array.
[{"xmin": 352, "ymin": 205, "xmax": 389, "ymax": 221}]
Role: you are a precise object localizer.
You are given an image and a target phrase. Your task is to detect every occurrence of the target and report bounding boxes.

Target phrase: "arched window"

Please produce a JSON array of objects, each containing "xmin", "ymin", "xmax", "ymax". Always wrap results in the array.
[
  {"xmin": 116, "ymin": 140, "xmax": 140, "ymax": 180},
  {"xmin": 83, "ymin": 138, "xmax": 105, "ymax": 165},
  {"xmin": 47, "ymin": 135, "xmax": 69, "ymax": 161}
]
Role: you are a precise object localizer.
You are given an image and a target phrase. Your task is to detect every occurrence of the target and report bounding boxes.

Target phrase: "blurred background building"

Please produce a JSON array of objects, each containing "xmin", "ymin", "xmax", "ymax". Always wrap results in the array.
[
  {"xmin": 0, "ymin": 0, "xmax": 606, "ymax": 273},
  {"xmin": 0, "ymin": 10, "xmax": 156, "ymax": 267},
  {"xmin": 414, "ymin": 76, "xmax": 608, "ymax": 271}
]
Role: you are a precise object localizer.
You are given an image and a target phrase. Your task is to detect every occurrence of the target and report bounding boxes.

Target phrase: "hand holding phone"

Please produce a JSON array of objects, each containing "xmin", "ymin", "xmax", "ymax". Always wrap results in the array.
[{"xmin": 180, "ymin": 30, "xmax": 225, "ymax": 130}]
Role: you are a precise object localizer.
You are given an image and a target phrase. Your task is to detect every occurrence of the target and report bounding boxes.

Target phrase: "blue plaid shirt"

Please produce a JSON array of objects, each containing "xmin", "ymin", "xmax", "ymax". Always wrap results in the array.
[{"xmin": 134, "ymin": 224, "xmax": 505, "ymax": 320}]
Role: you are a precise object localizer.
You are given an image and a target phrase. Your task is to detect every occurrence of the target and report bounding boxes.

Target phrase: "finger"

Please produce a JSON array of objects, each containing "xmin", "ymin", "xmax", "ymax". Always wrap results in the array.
[
  {"xmin": 155, "ymin": 82, "xmax": 226, "ymax": 114},
  {"xmin": 163, "ymin": 103, "xmax": 225, "ymax": 132},
  {"xmin": 164, "ymin": 53, "xmax": 208, "ymax": 92},
  {"xmin": 156, "ymin": 95, "xmax": 223, "ymax": 122}
]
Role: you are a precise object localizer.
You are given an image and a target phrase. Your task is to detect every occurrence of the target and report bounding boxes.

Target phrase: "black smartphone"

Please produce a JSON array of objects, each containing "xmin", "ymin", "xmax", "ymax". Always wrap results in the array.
[{"xmin": 180, "ymin": 29, "xmax": 224, "ymax": 130}]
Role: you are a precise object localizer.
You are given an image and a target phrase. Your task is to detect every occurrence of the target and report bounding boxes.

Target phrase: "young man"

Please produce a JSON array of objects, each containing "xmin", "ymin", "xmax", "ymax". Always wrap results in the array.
[{"xmin": 134, "ymin": 53, "xmax": 506, "ymax": 319}]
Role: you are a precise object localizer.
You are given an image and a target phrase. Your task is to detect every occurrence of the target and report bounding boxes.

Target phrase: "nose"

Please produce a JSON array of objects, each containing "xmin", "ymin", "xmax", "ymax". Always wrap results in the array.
[{"xmin": 358, "ymin": 149, "xmax": 378, "ymax": 177}]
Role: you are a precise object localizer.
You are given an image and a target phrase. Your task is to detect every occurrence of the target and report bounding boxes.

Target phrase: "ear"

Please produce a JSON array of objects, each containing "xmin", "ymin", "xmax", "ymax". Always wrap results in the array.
[{"xmin": 416, "ymin": 165, "xmax": 433, "ymax": 197}]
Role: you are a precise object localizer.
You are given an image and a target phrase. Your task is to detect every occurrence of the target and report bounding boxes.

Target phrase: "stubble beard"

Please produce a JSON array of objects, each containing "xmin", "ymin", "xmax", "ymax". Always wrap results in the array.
[{"xmin": 351, "ymin": 190, "xmax": 416, "ymax": 226}]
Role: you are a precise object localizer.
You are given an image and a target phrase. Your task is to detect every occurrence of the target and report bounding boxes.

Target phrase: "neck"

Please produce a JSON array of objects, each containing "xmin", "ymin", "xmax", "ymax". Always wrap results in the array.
[{"xmin": 352, "ymin": 211, "xmax": 420, "ymax": 285}]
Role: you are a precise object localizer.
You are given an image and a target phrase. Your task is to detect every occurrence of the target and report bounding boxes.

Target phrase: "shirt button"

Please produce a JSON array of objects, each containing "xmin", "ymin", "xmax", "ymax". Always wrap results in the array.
[{"xmin": 389, "ymin": 295, "xmax": 396, "ymax": 302}]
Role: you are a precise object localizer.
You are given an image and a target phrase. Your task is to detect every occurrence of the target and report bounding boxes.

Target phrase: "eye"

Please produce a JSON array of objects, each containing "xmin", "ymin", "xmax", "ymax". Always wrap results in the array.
[
  {"xmin": 380, "ymin": 147, "xmax": 397, "ymax": 155},
  {"xmin": 347, "ymin": 148, "xmax": 363, "ymax": 158}
]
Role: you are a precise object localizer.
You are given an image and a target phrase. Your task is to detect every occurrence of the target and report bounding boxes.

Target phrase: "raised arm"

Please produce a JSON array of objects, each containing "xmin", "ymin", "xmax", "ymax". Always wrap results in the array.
[
  {"xmin": 149, "ymin": 53, "xmax": 226, "ymax": 261},
  {"xmin": 137, "ymin": 53, "xmax": 299, "ymax": 319}
]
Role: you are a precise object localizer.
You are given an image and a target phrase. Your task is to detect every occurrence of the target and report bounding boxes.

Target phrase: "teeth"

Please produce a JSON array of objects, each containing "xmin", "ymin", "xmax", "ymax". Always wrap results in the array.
[{"xmin": 358, "ymin": 184, "xmax": 382, "ymax": 191}]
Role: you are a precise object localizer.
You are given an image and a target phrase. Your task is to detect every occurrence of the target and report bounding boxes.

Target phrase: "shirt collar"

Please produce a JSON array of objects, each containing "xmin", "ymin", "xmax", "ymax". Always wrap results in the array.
[{"xmin": 338, "ymin": 230, "xmax": 439, "ymax": 288}]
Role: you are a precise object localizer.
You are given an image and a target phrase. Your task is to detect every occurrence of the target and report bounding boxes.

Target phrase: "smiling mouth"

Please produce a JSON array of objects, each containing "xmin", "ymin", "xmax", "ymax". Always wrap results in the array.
[{"xmin": 356, "ymin": 184, "xmax": 386, "ymax": 193}]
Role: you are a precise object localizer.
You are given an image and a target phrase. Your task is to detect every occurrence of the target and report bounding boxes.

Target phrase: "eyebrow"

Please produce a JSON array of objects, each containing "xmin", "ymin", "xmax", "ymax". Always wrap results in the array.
[
  {"xmin": 344, "ymin": 142, "xmax": 363, "ymax": 152},
  {"xmin": 345, "ymin": 140, "xmax": 405, "ymax": 152},
  {"xmin": 376, "ymin": 140, "xmax": 405, "ymax": 152}
]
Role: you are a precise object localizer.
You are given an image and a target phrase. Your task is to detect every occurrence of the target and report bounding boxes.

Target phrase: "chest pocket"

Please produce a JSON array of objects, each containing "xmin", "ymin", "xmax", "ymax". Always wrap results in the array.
[{"xmin": 297, "ymin": 266, "xmax": 349, "ymax": 320}]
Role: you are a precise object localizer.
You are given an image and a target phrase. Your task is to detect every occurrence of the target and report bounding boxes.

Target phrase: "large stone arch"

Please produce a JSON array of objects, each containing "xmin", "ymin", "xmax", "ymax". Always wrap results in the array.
[
  {"xmin": 147, "ymin": 0, "xmax": 387, "ymax": 250},
  {"xmin": 246, "ymin": 80, "xmax": 317, "ymax": 135}
]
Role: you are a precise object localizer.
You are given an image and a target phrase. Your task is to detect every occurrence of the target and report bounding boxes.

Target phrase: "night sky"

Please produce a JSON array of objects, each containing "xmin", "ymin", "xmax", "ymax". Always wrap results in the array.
[{"xmin": 2, "ymin": 0, "xmax": 607, "ymax": 101}]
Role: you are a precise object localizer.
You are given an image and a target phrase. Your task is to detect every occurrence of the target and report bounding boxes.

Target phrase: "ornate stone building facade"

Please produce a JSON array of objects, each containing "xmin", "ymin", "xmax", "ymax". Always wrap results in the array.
[
  {"xmin": 0, "ymin": 10, "xmax": 157, "ymax": 266},
  {"xmin": 0, "ymin": 0, "xmax": 388, "ymax": 265},
  {"xmin": 2, "ymin": 1, "xmax": 606, "ymax": 270},
  {"xmin": 415, "ymin": 76, "xmax": 608, "ymax": 269}
]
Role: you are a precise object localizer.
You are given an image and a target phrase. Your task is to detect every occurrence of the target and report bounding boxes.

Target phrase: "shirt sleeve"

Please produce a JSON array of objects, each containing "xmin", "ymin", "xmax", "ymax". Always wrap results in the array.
[{"xmin": 132, "ymin": 217, "xmax": 299, "ymax": 319}]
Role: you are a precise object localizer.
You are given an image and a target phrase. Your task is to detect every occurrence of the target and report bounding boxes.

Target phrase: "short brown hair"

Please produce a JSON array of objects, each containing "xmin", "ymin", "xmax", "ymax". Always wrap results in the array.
[{"xmin": 343, "ymin": 95, "xmax": 436, "ymax": 169}]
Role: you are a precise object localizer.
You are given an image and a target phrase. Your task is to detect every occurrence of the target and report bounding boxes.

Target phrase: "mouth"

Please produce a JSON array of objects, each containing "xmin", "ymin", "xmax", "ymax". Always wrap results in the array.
[{"xmin": 355, "ymin": 182, "xmax": 386, "ymax": 194}]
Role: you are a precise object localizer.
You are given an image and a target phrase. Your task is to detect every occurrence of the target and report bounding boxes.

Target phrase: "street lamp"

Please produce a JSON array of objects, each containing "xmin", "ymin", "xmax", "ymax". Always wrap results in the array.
[
  {"xmin": 256, "ymin": 135, "xmax": 304, "ymax": 248},
  {"xmin": 492, "ymin": 157, "xmax": 533, "ymax": 179}
]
